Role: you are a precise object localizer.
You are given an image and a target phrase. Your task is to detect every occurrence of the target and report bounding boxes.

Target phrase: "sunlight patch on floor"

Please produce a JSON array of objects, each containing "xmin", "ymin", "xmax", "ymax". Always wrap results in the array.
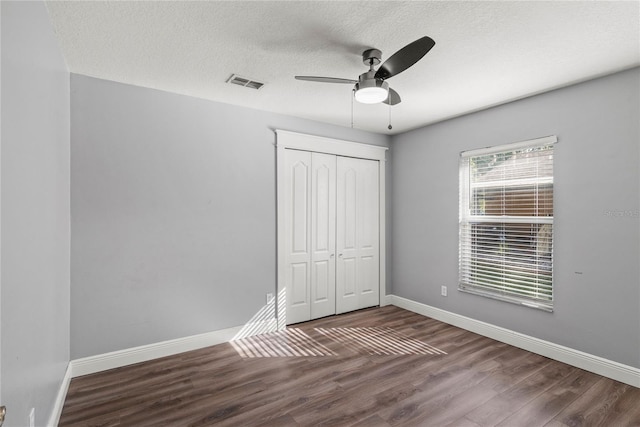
[
  {"xmin": 315, "ymin": 327, "xmax": 447, "ymax": 356},
  {"xmin": 231, "ymin": 328, "xmax": 337, "ymax": 358}
]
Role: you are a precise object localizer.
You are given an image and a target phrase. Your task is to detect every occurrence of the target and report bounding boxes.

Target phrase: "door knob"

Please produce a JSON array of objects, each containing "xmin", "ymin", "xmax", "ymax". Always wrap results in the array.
[{"xmin": 0, "ymin": 406, "xmax": 6, "ymax": 427}]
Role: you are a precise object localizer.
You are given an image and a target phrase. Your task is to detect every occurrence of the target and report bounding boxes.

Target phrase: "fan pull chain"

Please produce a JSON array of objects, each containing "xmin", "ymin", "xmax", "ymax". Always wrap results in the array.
[
  {"xmin": 388, "ymin": 103, "xmax": 393, "ymax": 131},
  {"xmin": 351, "ymin": 89, "xmax": 355, "ymax": 129}
]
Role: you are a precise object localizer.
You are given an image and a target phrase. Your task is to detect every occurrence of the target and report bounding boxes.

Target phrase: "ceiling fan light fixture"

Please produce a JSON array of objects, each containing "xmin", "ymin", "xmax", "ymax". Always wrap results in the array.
[{"xmin": 354, "ymin": 79, "xmax": 389, "ymax": 104}]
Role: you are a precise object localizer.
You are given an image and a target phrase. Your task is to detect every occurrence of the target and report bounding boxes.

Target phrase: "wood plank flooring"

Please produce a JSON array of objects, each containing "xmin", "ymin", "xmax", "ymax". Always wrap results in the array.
[{"xmin": 59, "ymin": 306, "xmax": 640, "ymax": 427}]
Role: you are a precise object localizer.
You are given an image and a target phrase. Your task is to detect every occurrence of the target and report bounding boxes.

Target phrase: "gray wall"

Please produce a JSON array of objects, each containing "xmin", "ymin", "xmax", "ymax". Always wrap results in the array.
[
  {"xmin": 70, "ymin": 74, "xmax": 390, "ymax": 358},
  {"xmin": 1, "ymin": 2, "xmax": 71, "ymax": 426},
  {"xmin": 1, "ymin": 2, "xmax": 636, "ymax": 421},
  {"xmin": 391, "ymin": 67, "xmax": 640, "ymax": 368}
]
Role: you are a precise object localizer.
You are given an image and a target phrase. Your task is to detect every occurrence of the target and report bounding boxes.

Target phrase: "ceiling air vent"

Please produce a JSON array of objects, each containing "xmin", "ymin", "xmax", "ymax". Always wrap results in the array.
[{"xmin": 226, "ymin": 74, "xmax": 265, "ymax": 90}]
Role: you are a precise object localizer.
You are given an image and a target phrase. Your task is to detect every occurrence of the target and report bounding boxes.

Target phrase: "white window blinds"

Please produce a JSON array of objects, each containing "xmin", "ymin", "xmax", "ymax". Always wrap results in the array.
[{"xmin": 459, "ymin": 136, "xmax": 556, "ymax": 311}]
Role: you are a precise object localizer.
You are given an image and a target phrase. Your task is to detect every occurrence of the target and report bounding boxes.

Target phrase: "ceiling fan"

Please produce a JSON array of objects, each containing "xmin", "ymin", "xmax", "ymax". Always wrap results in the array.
[{"xmin": 295, "ymin": 36, "xmax": 435, "ymax": 106}]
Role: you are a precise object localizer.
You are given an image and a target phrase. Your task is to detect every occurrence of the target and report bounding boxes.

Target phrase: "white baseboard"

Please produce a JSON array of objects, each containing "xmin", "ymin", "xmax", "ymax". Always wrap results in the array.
[
  {"xmin": 69, "ymin": 325, "xmax": 243, "ymax": 378},
  {"xmin": 232, "ymin": 318, "xmax": 278, "ymax": 340},
  {"xmin": 387, "ymin": 294, "xmax": 640, "ymax": 388},
  {"xmin": 47, "ymin": 364, "xmax": 72, "ymax": 427}
]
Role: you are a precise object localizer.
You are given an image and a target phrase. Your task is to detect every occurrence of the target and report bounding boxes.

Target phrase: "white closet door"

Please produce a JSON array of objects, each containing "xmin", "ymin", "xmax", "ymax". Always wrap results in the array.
[
  {"xmin": 336, "ymin": 157, "xmax": 380, "ymax": 314},
  {"xmin": 284, "ymin": 150, "xmax": 312, "ymax": 324},
  {"xmin": 284, "ymin": 150, "xmax": 338, "ymax": 324},
  {"xmin": 310, "ymin": 153, "xmax": 336, "ymax": 319}
]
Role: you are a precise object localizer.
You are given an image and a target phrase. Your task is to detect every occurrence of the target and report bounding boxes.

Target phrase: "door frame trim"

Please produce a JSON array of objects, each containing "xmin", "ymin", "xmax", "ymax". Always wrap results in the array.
[{"xmin": 275, "ymin": 130, "xmax": 388, "ymax": 329}]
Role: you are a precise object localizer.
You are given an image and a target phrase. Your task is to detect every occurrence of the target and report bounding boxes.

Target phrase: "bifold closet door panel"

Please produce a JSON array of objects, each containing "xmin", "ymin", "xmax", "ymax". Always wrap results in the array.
[
  {"xmin": 310, "ymin": 153, "xmax": 337, "ymax": 320},
  {"xmin": 284, "ymin": 150, "xmax": 338, "ymax": 324},
  {"xmin": 336, "ymin": 157, "xmax": 380, "ymax": 314},
  {"xmin": 284, "ymin": 149, "xmax": 312, "ymax": 324},
  {"xmin": 355, "ymin": 158, "xmax": 380, "ymax": 310}
]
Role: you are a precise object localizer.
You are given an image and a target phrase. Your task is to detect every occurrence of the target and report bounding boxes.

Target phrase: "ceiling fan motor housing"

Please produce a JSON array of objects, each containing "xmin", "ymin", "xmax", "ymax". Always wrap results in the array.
[{"xmin": 356, "ymin": 72, "xmax": 388, "ymax": 90}]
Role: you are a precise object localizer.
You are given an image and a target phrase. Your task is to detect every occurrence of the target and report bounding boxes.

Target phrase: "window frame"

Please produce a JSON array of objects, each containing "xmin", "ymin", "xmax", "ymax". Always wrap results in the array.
[{"xmin": 458, "ymin": 135, "xmax": 557, "ymax": 312}]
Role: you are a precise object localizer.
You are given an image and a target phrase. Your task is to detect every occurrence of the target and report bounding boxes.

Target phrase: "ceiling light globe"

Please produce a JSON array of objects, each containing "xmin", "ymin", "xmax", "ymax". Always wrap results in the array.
[
  {"xmin": 354, "ymin": 79, "xmax": 389, "ymax": 104},
  {"xmin": 355, "ymin": 87, "xmax": 388, "ymax": 104}
]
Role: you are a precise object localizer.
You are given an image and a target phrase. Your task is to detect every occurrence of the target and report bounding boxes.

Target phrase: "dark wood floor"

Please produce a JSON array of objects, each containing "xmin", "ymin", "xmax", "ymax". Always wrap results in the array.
[{"xmin": 59, "ymin": 306, "xmax": 640, "ymax": 427}]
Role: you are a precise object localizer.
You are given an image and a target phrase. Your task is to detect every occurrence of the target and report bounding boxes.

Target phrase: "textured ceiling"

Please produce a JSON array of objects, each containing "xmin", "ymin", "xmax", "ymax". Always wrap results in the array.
[{"xmin": 46, "ymin": 1, "xmax": 640, "ymax": 135}]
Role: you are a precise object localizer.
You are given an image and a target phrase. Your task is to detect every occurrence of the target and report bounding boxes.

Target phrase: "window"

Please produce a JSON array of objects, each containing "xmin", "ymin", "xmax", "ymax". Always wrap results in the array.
[{"xmin": 459, "ymin": 136, "xmax": 556, "ymax": 311}]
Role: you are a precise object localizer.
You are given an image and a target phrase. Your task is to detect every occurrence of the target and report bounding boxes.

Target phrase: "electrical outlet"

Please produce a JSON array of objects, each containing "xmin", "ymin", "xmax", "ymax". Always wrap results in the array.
[
  {"xmin": 441, "ymin": 286, "xmax": 448, "ymax": 297},
  {"xmin": 266, "ymin": 293, "xmax": 274, "ymax": 304},
  {"xmin": 29, "ymin": 408, "xmax": 35, "ymax": 427}
]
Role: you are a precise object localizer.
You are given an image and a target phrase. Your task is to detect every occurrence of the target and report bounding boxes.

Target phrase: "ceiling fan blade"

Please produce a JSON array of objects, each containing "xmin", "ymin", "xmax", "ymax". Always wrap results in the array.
[
  {"xmin": 375, "ymin": 36, "xmax": 435, "ymax": 80},
  {"xmin": 383, "ymin": 88, "xmax": 401, "ymax": 105},
  {"xmin": 295, "ymin": 76, "xmax": 357, "ymax": 84}
]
